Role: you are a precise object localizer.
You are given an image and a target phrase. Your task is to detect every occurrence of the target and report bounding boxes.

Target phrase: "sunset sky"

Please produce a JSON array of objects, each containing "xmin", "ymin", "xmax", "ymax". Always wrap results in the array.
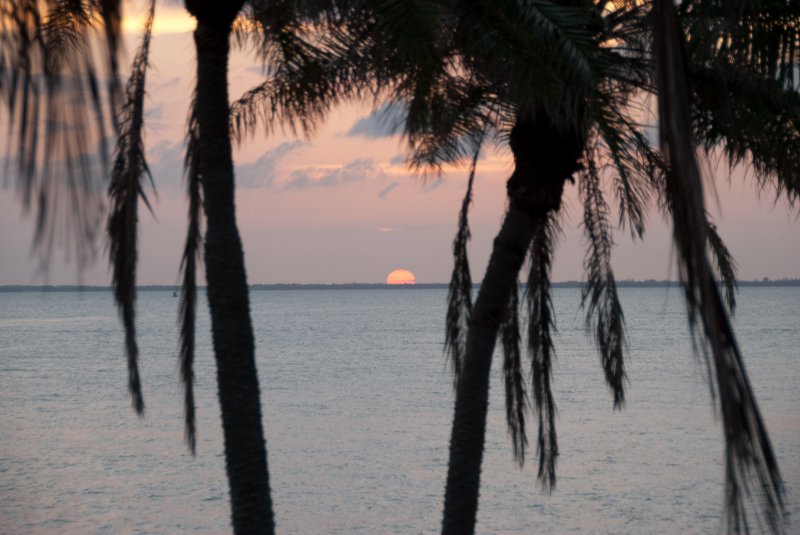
[{"xmin": 1, "ymin": 2, "xmax": 798, "ymax": 285}]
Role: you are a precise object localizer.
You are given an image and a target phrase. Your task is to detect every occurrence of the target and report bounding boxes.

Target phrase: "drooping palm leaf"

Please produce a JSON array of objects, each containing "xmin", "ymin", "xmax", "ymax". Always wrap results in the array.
[
  {"xmin": 107, "ymin": 0, "xmax": 155, "ymax": 415},
  {"xmin": 681, "ymin": 0, "xmax": 800, "ymax": 93},
  {"xmin": 580, "ymin": 152, "xmax": 627, "ymax": 408},
  {"xmin": 453, "ymin": 0, "xmax": 601, "ymax": 122},
  {"xmin": 590, "ymin": 99, "xmax": 656, "ymax": 239},
  {"xmin": 230, "ymin": 25, "xmax": 367, "ymax": 142},
  {"xmin": 691, "ymin": 65, "xmax": 800, "ymax": 206},
  {"xmin": 179, "ymin": 100, "xmax": 203, "ymax": 454},
  {"xmin": 526, "ymin": 212, "xmax": 560, "ymax": 491},
  {"xmin": 444, "ymin": 140, "xmax": 481, "ymax": 386},
  {"xmin": 654, "ymin": 1, "xmax": 784, "ymax": 532},
  {"xmin": 500, "ymin": 283, "xmax": 528, "ymax": 465},
  {"xmin": 707, "ymin": 219, "xmax": 738, "ymax": 314},
  {"xmin": 98, "ymin": 0, "xmax": 123, "ymax": 132},
  {"xmin": 1, "ymin": 0, "xmax": 119, "ymax": 269}
]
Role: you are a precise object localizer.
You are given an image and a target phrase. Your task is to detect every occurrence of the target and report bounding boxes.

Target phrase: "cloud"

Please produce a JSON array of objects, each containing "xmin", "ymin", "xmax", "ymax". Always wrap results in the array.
[
  {"xmin": 345, "ymin": 103, "xmax": 406, "ymax": 139},
  {"xmin": 245, "ymin": 65, "xmax": 273, "ymax": 76},
  {"xmin": 144, "ymin": 139, "xmax": 306, "ymax": 190},
  {"xmin": 147, "ymin": 140, "xmax": 184, "ymax": 187},
  {"xmin": 421, "ymin": 178, "xmax": 444, "ymax": 193},
  {"xmin": 378, "ymin": 182, "xmax": 399, "ymax": 199},
  {"xmin": 389, "ymin": 154, "xmax": 406, "ymax": 166},
  {"xmin": 150, "ymin": 77, "xmax": 182, "ymax": 90},
  {"xmin": 143, "ymin": 104, "xmax": 171, "ymax": 133},
  {"xmin": 145, "ymin": 105, "xmax": 164, "ymax": 121},
  {"xmin": 236, "ymin": 141, "xmax": 306, "ymax": 188},
  {"xmin": 378, "ymin": 227, "xmax": 396, "ymax": 233},
  {"xmin": 282, "ymin": 158, "xmax": 384, "ymax": 191}
]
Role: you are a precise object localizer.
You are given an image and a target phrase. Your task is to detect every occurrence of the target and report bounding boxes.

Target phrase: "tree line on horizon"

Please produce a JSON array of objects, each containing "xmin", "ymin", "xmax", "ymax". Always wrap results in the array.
[
  {"xmin": 2, "ymin": 1, "xmax": 797, "ymax": 533},
  {"xmin": 4, "ymin": 277, "xmax": 800, "ymax": 293}
]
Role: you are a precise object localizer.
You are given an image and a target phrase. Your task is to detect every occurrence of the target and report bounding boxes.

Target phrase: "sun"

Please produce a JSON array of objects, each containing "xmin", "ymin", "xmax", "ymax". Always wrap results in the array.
[{"xmin": 386, "ymin": 269, "xmax": 416, "ymax": 285}]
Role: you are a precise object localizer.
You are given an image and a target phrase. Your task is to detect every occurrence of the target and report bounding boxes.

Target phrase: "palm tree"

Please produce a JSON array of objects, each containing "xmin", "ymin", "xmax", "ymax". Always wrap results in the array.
[
  {"xmin": 232, "ymin": 2, "xmax": 632, "ymax": 531},
  {"xmin": 3, "ymin": 1, "xmax": 293, "ymax": 531},
  {"xmin": 112, "ymin": 0, "xmax": 287, "ymax": 530},
  {"xmin": 231, "ymin": 1, "xmax": 796, "ymax": 533},
  {"xmin": 433, "ymin": 3, "xmax": 796, "ymax": 533},
  {"xmin": 182, "ymin": 1, "xmax": 275, "ymax": 531},
  {"xmin": 4, "ymin": 1, "xmax": 374, "ymax": 530},
  {"xmin": 439, "ymin": 3, "xmax": 796, "ymax": 532}
]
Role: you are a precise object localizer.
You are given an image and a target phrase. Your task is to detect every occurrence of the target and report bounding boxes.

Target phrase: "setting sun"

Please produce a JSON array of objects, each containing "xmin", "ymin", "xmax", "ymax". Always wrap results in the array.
[{"xmin": 386, "ymin": 269, "xmax": 416, "ymax": 285}]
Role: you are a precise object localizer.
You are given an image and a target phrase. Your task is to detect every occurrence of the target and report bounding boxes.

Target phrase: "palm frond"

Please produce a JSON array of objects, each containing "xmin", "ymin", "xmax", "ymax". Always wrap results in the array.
[
  {"xmin": 654, "ymin": 1, "xmax": 784, "ymax": 532},
  {"xmin": 590, "ymin": 98, "xmax": 656, "ymax": 239},
  {"xmin": 501, "ymin": 283, "xmax": 528, "ymax": 466},
  {"xmin": 690, "ymin": 65, "xmax": 800, "ymax": 206},
  {"xmin": 230, "ymin": 1, "xmax": 392, "ymax": 143},
  {"xmin": 107, "ymin": 0, "xmax": 155, "ymax": 416},
  {"xmin": 444, "ymin": 138, "xmax": 481, "ymax": 386},
  {"xmin": 406, "ymin": 80, "xmax": 497, "ymax": 173},
  {"xmin": 453, "ymin": 0, "xmax": 601, "ymax": 120},
  {"xmin": 97, "ymin": 0, "xmax": 123, "ymax": 132},
  {"xmin": 526, "ymin": 212, "xmax": 560, "ymax": 492},
  {"xmin": 707, "ymin": 219, "xmax": 737, "ymax": 314},
  {"xmin": 579, "ymin": 152, "xmax": 627, "ymax": 408},
  {"xmin": 230, "ymin": 32, "xmax": 366, "ymax": 143},
  {"xmin": 1, "ymin": 0, "xmax": 120, "ymax": 270},
  {"xmin": 681, "ymin": 0, "xmax": 800, "ymax": 93},
  {"xmin": 179, "ymin": 100, "xmax": 203, "ymax": 454}
]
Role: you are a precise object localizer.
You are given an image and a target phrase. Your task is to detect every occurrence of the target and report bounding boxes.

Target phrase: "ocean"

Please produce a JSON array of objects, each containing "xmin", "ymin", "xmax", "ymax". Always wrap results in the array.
[{"xmin": 1, "ymin": 287, "xmax": 797, "ymax": 534}]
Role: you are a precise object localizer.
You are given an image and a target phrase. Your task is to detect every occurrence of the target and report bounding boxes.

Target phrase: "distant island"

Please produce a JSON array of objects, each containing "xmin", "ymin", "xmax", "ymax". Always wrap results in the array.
[{"xmin": 2, "ymin": 278, "xmax": 799, "ymax": 292}]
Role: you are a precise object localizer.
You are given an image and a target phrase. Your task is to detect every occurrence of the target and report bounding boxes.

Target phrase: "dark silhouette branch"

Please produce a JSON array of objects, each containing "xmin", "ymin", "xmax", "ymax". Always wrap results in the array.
[
  {"xmin": 654, "ymin": 1, "xmax": 785, "ymax": 531},
  {"xmin": 107, "ymin": 0, "xmax": 156, "ymax": 415},
  {"xmin": 444, "ymin": 138, "xmax": 482, "ymax": 387}
]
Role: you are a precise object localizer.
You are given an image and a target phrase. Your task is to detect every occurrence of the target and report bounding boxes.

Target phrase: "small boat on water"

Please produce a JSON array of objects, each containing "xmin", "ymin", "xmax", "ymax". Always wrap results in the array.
[{"xmin": 172, "ymin": 291, "xmax": 178, "ymax": 298}]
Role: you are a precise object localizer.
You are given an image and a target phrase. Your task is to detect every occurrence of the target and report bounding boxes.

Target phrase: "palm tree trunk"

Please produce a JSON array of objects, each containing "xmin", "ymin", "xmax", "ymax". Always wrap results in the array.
[
  {"xmin": 442, "ymin": 204, "xmax": 535, "ymax": 534},
  {"xmin": 193, "ymin": 20, "xmax": 275, "ymax": 534},
  {"xmin": 441, "ymin": 112, "xmax": 584, "ymax": 535}
]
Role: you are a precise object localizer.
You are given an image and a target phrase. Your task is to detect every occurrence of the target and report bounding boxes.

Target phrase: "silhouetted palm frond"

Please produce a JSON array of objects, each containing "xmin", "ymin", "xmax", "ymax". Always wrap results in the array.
[
  {"xmin": 681, "ymin": 0, "xmax": 800, "ymax": 93},
  {"xmin": 654, "ymin": 1, "xmax": 784, "ymax": 532},
  {"xmin": 707, "ymin": 219, "xmax": 737, "ymax": 314},
  {"xmin": 453, "ymin": 0, "xmax": 601, "ymax": 123},
  {"xmin": 231, "ymin": 1, "xmax": 383, "ymax": 143},
  {"xmin": 1, "ymin": 0, "xmax": 121, "ymax": 269},
  {"xmin": 691, "ymin": 66, "xmax": 800, "ymax": 206},
  {"xmin": 405, "ymin": 81, "xmax": 497, "ymax": 174},
  {"xmin": 580, "ymin": 153, "xmax": 626, "ymax": 408},
  {"xmin": 179, "ymin": 98, "xmax": 203, "ymax": 454},
  {"xmin": 526, "ymin": 213, "xmax": 560, "ymax": 492},
  {"xmin": 590, "ymin": 99, "xmax": 657, "ymax": 239},
  {"xmin": 675, "ymin": 1, "xmax": 800, "ymax": 207},
  {"xmin": 444, "ymin": 140, "xmax": 481, "ymax": 387},
  {"xmin": 107, "ymin": 0, "xmax": 155, "ymax": 416},
  {"xmin": 501, "ymin": 284, "xmax": 528, "ymax": 465},
  {"xmin": 230, "ymin": 30, "xmax": 366, "ymax": 142},
  {"xmin": 98, "ymin": 0, "xmax": 123, "ymax": 131}
]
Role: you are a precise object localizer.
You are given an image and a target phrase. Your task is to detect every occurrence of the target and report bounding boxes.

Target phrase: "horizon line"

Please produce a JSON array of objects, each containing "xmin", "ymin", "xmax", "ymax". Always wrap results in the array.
[{"xmin": 2, "ymin": 278, "xmax": 800, "ymax": 292}]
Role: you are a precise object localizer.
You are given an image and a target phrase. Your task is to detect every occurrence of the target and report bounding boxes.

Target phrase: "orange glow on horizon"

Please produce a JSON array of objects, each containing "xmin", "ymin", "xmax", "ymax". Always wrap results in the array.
[{"xmin": 386, "ymin": 269, "xmax": 416, "ymax": 285}]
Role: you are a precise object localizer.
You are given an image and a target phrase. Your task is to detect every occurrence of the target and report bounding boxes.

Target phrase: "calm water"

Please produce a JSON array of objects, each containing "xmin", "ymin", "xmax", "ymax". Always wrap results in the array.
[{"xmin": 0, "ymin": 287, "xmax": 798, "ymax": 534}]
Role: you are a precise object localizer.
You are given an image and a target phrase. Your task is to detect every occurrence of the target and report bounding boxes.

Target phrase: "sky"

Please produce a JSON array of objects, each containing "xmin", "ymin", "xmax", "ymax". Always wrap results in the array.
[{"xmin": 1, "ymin": 3, "xmax": 798, "ymax": 285}]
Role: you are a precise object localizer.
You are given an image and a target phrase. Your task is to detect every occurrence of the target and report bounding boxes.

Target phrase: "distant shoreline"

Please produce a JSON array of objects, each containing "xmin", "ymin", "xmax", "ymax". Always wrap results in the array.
[{"xmin": 2, "ymin": 279, "xmax": 799, "ymax": 292}]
